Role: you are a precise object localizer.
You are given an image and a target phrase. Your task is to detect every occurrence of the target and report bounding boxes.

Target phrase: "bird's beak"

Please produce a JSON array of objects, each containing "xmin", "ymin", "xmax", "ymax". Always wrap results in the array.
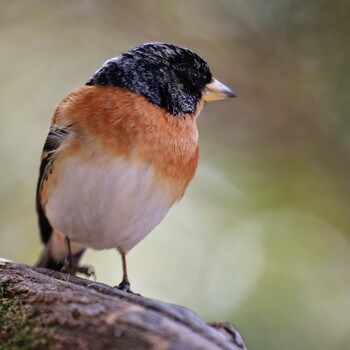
[{"xmin": 202, "ymin": 78, "xmax": 237, "ymax": 102}]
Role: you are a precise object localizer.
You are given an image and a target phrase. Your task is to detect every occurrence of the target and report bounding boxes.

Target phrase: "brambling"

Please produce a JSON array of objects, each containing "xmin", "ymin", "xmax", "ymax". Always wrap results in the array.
[{"xmin": 36, "ymin": 43, "xmax": 235, "ymax": 292}]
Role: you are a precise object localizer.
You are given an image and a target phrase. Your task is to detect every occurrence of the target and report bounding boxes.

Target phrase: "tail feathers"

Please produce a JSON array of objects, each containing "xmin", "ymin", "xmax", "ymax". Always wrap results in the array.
[
  {"xmin": 36, "ymin": 244, "xmax": 86, "ymax": 271},
  {"xmin": 36, "ymin": 231, "xmax": 85, "ymax": 271},
  {"xmin": 36, "ymin": 247, "xmax": 65, "ymax": 271}
]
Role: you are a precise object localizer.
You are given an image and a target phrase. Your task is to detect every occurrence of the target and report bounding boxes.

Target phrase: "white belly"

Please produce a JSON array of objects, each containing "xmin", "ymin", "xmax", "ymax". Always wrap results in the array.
[{"xmin": 45, "ymin": 157, "xmax": 173, "ymax": 253}]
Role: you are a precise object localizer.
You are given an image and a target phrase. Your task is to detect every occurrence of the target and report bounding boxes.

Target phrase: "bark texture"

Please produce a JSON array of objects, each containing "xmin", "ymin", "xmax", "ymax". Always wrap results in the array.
[{"xmin": 0, "ymin": 258, "xmax": 247, "ymax": 350}]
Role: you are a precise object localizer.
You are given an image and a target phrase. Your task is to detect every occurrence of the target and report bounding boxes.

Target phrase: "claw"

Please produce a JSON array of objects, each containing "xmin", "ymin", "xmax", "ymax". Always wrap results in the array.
[
  {"xmin": 60, "ymin": 236, "xmax": 96, "ymax": 279},
  {"xmin": 61, "ymin": 264, "xmax": 96, "ymax": 279},
  {"xmin": 116, "ymin": 279, "xmax": 131, "ymax": 292},
  {"xmin": 115, "ymin": 280, "xmax": 140, "ymax": 295}
]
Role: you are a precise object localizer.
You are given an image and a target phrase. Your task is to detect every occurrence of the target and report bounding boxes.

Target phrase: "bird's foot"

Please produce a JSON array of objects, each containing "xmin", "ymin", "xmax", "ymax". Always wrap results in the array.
[
  {"xmin": 115, "ymin": 280, "xmax": 140, "ymax": 295},
  {"xmin": 61, "ymin": 264, "xmax": 96, "ymax": 279},
  {"xmin": 116, "ymin": 279, "xmax": 131, "ymax": 292}
]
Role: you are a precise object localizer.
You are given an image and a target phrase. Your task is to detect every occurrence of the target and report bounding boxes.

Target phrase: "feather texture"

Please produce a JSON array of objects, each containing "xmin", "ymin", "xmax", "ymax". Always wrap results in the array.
[{"xmin": 39, "ymin": 86, "xmax": 202, "ymax": 254}]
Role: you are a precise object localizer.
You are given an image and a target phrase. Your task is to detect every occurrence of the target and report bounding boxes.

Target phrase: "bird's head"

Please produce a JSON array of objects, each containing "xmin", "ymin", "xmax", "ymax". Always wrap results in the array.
[{"xmin": 86, "ymin": 43, "xmax": 236, "ymax": 116}]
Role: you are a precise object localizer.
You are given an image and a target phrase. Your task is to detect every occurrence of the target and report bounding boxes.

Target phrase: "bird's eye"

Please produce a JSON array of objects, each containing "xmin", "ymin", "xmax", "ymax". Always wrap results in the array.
[{"xmin": 189, "ymin": 70, "xmax": 199, "ymax": 83}]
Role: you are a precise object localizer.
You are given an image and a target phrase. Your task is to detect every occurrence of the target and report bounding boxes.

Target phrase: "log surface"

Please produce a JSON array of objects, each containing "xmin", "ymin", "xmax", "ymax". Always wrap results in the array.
[{"xmin": 0, "ymin": 258, "xmax": 247, "ymax": 350}]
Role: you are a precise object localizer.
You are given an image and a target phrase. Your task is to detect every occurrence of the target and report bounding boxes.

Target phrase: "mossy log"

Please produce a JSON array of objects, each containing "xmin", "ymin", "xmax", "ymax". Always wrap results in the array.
[{"xmin": 0, "ymin": 258, "xmax": 247, "ymax": 350}]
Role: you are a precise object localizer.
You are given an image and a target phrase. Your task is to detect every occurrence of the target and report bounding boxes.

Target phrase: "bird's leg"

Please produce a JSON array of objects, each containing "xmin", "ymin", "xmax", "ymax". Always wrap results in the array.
[
  {"xmin": 61, "ymin": 236, "xmax": 95, "ymax": 278},
  {"xmin": 116, "ymin": 252, "xmax": 131, "ymax": 292}
]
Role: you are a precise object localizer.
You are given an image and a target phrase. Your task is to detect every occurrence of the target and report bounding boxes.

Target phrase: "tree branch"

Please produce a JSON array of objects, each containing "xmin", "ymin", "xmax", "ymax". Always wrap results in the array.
[{"xmin": 0, "ymin": 258, "xmax": 247, "ymax": 350}]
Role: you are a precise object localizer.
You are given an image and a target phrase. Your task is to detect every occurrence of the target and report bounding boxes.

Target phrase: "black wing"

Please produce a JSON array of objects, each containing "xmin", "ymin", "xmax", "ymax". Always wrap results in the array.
[{"xmin": 36, "ymin": 126, "xmax": 70, "ymax": 244}]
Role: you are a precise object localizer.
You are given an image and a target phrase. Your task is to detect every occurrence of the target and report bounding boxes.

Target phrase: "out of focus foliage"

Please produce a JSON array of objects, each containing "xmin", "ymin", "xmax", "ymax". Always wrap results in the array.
[{"xmin": 0, "ymin": 1, "xmax": 349, "ymax": 349}]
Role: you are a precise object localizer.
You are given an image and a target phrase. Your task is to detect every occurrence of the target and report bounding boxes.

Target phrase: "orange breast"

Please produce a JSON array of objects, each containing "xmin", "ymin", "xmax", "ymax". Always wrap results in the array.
[{"xmin": 52, "ymin": 86, "xmax": 203, "ymax": 203}]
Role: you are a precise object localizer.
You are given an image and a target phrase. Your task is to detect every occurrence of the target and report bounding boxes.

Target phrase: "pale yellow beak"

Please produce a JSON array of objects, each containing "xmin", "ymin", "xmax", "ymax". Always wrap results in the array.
[{"xmin": 202, "ymin": 78, "xmax": 237, "ymax": 102}]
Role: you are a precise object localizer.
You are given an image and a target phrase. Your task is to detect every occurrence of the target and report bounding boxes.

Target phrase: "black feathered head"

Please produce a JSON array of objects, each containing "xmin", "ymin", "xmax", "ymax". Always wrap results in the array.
[{"xmin": 86, "ymin": 43, "xmax": 235, "ymax": 116}]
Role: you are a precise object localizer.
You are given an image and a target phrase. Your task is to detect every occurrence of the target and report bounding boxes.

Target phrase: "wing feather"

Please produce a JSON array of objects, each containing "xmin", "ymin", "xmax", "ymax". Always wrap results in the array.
[{"xmin": 36, "ymin": 126, "xmax": 70, "ymax": 243}]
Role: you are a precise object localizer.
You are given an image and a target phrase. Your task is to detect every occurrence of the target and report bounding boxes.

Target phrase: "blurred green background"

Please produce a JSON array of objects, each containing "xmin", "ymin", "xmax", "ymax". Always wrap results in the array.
[{"xmin": 1, "ymin": 1, "xmax": 349, "ymax": 349}]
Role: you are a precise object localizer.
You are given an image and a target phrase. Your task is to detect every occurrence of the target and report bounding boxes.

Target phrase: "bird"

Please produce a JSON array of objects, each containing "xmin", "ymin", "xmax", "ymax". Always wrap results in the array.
[{"xmin": 36, "ymin": 43, "xmax": 236, "ymax": 292}]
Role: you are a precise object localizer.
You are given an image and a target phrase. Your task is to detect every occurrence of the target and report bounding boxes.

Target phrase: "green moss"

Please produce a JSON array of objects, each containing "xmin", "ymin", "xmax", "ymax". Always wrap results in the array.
[{"xmin": 0, "ymin": 283, "xmax": 51, "ymax": 350}]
